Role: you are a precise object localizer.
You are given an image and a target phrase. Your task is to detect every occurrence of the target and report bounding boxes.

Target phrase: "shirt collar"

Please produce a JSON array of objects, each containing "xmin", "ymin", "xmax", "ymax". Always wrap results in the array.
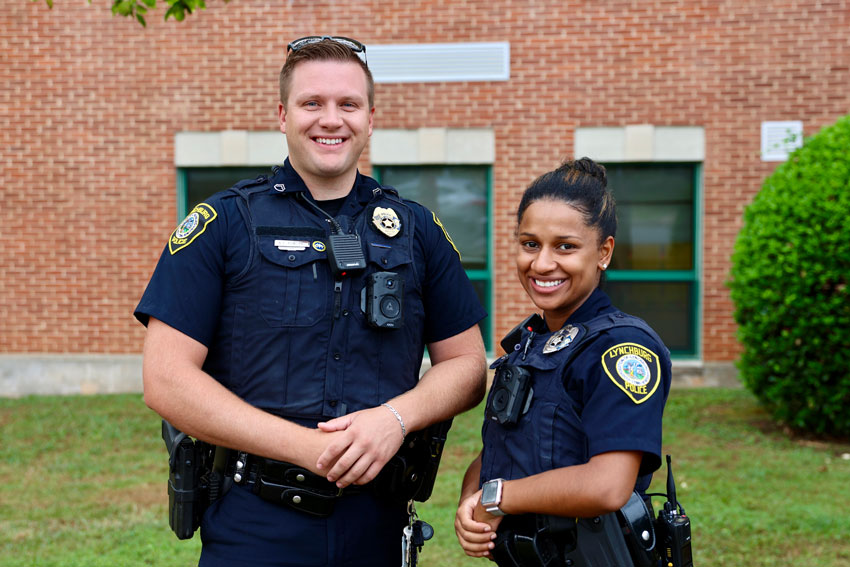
[
  {"xmin": 563, "ymin": 288, "xmax": 615, "ymax": 327},
  {"xmin": 271, "ymin": 159, "xmax": 381, "ymax": 206}
]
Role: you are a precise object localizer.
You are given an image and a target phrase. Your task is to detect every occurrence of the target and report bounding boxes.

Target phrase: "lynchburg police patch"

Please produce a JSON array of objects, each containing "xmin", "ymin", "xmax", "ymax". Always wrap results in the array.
[
  {"xmin": 601, "ymin": 343, "xmax": 660, "ymax": 404},
  {"xmin": 168, "ymin": 203, "xmax": 217, "ymax": 255}
]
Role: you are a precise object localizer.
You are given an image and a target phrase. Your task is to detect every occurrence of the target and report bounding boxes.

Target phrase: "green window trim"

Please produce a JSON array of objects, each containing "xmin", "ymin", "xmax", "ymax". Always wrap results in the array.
[
  {"xmin": 605, "ymin": 270, "xmax": 695, "ymax": 282},
  {"xmin": 176, "ymin": 168, "xmax": 188, "ymax": 221}
]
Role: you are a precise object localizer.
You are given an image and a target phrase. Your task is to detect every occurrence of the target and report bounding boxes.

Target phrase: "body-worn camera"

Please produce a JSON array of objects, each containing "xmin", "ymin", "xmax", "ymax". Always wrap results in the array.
[
  {"xmin": 485, "ymin": 364, "xmax": 533, "ymax": 426},
  {"xmin": 361, "ymin": 271, "xmax": 403, "ymax": 329}
]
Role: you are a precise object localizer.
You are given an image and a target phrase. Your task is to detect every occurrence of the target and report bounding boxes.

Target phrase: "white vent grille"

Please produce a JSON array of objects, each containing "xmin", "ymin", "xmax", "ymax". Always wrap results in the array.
[
  {"xmin": 761, "ymin": 121, "xmax": 803, "ymax": 161},
  {"xmin": 368, "ymin": 42, "xmax": 510, "ymax": 83}
]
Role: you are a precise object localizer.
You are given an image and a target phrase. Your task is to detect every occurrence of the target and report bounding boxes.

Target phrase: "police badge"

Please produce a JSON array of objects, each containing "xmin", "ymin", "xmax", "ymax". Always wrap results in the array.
[
  {"xmin": 371, "ymin": 207, "xmax": 401, "ymax": 238},
  {"xmin": 543, "ymin": 325, "xmax": 579, "ymax": 354}
]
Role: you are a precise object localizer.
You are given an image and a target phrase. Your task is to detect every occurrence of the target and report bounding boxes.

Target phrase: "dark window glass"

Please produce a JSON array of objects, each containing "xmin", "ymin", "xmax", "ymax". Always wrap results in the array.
[
  {"xmin": 606, "ymin": 164, "xmax": 694, "ymax": 271},
  {"xmin": 379, "ymin": 165, "xmax": 488, "ymax": 270},
  {"xmin": 604, "ymin": 281, "xmax": 695, "ymax": 354},
  {"xmin": 184, "ymin": 167, "xmax": 270, "ymax": 213},
  {"xmin": 602, "ymin": 163, "xmax": 699, "ymax": 356}
]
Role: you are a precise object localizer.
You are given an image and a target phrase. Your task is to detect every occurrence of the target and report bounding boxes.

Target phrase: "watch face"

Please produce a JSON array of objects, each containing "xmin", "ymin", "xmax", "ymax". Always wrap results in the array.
[{"xmin": 482, "ymin": 481, "xmax": 498, "ymax": 503}]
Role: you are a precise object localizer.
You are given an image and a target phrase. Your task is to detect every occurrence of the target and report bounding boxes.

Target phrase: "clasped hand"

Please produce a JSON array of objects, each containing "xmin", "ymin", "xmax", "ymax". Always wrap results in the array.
[
  {"xmin": 314, "ymin": 405, "xmax": 405, "ymax": 488},
  {"xmin": 455, "ymin": 489, "xmax": 503, "ymax": 558}
]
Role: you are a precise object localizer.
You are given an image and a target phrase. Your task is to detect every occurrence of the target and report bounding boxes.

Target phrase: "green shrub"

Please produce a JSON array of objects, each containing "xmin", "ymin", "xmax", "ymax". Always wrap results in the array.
[{"xmin": 729, "ymin": 114, "xmax": 850, "ymax": 436}]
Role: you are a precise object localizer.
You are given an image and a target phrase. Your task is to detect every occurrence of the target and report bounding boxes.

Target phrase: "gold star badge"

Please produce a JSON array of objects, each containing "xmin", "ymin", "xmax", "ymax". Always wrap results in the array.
[{"xmin": 372, "ymin": 207, "xmax": 401, "ymax": 238}]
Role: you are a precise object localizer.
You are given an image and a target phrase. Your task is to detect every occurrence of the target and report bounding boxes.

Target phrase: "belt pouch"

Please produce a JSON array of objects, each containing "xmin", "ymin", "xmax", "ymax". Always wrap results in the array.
[{"xmin": 253, "ymin": 460, "xmax": 339, "ymax": 517}]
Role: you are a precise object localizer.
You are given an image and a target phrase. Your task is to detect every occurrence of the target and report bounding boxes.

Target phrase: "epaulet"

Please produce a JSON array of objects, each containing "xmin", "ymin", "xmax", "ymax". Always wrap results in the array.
[
  {"xmin": 360, "ymin": 174, "xmax": 400, "ymax": 199},
  {"xmin": 228, "ymin": 175, "xmax": 271, "ymax": 199},
  {"xmin": 584, "ymin": 312, "xmax": 655, "ymax": 338},
  {"xmin": 380, "ymin": 185, "xmax": 400, "ymax": 197},
  {"xmin": 582, "ymin": 311, "xmax": 667, "ymax": 355}
]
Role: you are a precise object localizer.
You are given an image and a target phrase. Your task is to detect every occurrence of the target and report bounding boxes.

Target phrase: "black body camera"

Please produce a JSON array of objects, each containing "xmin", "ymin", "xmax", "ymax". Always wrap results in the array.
[
  {"xmin": 485, "ymin": 364, "xmax": 533, "ymax": 426},
  {"xmin": 361, "ymin": 271, "xmax": 403, "ymax": 329}
]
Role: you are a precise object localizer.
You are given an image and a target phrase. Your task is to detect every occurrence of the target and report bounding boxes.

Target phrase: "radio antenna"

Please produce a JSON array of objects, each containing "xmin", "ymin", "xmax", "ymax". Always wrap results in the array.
[{"xmin": 665, "ymin": 454, "xmax": 681, "ymax": 515}]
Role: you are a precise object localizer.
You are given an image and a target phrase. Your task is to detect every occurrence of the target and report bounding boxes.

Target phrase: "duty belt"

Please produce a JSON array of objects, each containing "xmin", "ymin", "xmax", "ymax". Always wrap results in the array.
[
  {"xmin": 219, "ymin": 418, "xmax": 452, "ymax": 517},
  {"xmin": 229, "ymin": 452, "xmax": 365, "ymax": 517}
]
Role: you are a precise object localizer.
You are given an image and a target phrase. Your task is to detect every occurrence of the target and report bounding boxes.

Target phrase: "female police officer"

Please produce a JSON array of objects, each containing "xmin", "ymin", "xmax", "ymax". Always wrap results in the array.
[{"xmin": 455, "ymin": 158, "xmax": 672, "ymax": 566}]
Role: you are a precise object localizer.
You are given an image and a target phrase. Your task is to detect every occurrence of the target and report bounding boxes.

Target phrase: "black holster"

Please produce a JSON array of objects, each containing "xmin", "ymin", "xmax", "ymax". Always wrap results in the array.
[
  {"xmin": 492, "ymin": 514, "xmax": 577, "ymax": 567},
  {"xmin": 162, "ymin": 420, "xmax": 224, "ymax": 540},
  {"xmin": 492, "ymin": 512, "xmax": 636, "ymax": 567},
  {"xmin": 373, "ymin": 417, "xmax": 453, "ymax": 503}
]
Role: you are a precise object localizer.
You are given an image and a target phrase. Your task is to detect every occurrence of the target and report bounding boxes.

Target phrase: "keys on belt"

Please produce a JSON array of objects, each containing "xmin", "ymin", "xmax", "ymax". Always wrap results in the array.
[{"xmin": 401, "ymin": 501, "xmax": 434, "ymax": 567}]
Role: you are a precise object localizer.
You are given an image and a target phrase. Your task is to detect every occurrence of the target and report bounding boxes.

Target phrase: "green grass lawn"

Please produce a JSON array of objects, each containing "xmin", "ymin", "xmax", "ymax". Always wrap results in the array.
[{"xmin": 1, "ymin": 388, "xmax": 849, "ymax": 566}]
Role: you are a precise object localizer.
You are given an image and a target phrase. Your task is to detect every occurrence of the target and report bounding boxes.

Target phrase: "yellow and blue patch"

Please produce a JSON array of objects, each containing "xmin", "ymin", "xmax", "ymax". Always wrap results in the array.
[
  {"xmin": 169, "ymin": 203, "xmax": 217, "ymax": 255},
  {"xmin": 601, "ymin": 342, "xmax": 660, "ymax": 404}
]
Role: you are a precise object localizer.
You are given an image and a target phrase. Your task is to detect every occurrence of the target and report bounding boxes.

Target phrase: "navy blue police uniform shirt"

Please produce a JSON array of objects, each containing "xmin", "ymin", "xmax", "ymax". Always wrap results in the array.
[
  {"xmin": 135, "ymin": 159, "xmax": 486, "ymax": 422},
  {"xmin": 480, "ymin": 288, "xmax": 671, "ymax": 493}
]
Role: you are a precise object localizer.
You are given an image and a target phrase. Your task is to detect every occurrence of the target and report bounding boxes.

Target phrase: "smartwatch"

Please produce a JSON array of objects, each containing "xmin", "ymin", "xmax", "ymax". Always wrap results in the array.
[{"xmin": 480, "ymin": 478, "xmax": 506, "ymax": 516}]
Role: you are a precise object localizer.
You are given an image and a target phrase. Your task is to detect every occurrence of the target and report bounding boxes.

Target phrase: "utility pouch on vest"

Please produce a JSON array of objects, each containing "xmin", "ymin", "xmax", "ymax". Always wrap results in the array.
[
  {"xmin": 486, "ymin": 365, "xmax": 533, "ymax": 426},
  {"xmin": 374, "ymin": 418, "xmax": 452, "ymax": 503},
  {"xmin": 162, "ymin": 420, "xmax": 217, "ymax": 540}
]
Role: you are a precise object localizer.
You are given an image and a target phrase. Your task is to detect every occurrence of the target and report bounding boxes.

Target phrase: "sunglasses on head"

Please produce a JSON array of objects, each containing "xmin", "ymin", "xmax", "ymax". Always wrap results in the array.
[{"xmin": 287, "ymin": 36, "xmax": 367, "ymax": 65}]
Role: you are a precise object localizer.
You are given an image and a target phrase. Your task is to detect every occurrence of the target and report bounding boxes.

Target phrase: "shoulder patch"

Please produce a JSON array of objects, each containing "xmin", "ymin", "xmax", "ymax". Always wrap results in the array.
[
  {"xmin": 169, "ymin": 203, "xmax": 218, "ymax": 255},
  {"xmin": 601, "ymin": 342, "xmax": 660, "ymax": 404},
  {"xmin": 431, "ymin": 212, "xmax": 461, "ymax": 260}
]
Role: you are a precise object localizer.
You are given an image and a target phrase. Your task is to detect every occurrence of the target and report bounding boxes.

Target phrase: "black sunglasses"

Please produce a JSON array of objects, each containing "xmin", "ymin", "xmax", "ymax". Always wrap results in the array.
[{"xmin": 287, "ymin": 36, "xmax": 367, "ymax": 65}]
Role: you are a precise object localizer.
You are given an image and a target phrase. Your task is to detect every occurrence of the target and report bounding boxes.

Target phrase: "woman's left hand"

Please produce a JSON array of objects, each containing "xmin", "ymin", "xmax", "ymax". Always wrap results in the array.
[{"xmin": 455, "ymin": 489, "xmax": 502, "ymax": 558}]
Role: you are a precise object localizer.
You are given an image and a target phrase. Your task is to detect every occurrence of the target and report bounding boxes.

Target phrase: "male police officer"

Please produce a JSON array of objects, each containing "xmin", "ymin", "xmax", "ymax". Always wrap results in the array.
[{"xmin": 136, "ymin": 36, "xmax": 487, "ymax": 566}]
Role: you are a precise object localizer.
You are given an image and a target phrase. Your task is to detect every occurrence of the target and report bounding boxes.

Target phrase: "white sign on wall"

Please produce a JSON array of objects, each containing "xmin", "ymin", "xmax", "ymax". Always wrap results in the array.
[{"xmin": 761, "ymin": 121, "xmax": 804, "ymax": 161}]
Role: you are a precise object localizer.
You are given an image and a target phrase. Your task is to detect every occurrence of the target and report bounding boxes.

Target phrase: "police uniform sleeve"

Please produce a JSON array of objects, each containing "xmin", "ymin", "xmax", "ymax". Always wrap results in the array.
[
  {"xmin": 134, "ymin": 196, "xmax": 245, "ymax": 348},
  {"xmin": 414, "ymin": 206, "xmax": 487, "ymax": 344},
  {"xmin": 575, "ymin": 329, "xmax": 672, "ymax": 476}
]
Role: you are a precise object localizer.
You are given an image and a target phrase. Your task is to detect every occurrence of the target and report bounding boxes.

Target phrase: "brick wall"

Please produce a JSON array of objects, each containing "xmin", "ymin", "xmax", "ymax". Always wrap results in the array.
[{"xmin": 1, "ymin": 0, "xmax": 848, "ymax": 361}]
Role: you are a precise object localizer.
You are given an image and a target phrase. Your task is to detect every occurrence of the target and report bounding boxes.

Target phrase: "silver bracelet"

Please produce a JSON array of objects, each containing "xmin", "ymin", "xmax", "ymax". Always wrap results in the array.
[{"xmin": 381, "ymin": 403, "xmax": 406, "ymax": 438}]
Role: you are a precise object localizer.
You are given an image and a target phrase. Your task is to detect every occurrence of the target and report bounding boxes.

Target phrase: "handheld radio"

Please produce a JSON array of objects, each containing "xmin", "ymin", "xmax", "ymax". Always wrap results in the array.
[{"xmin": 656, "ymin": 455, "xmax": 693, "ymax": 567}]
